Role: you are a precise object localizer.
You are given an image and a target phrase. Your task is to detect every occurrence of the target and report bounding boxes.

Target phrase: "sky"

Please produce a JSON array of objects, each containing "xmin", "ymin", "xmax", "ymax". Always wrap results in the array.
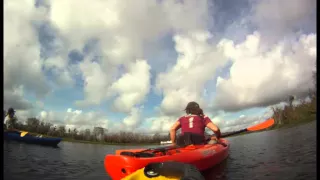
[{"xmin": 4, "ymin": 0, "xmax": 317, "ymax": 134}]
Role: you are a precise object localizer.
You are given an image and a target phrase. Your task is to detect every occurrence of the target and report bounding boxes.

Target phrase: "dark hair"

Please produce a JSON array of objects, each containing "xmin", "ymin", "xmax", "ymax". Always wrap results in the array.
[
  {"xmin": 198, "ymin": 108, "xmax": 204, "ymax": 116},
  {"xmin": 185, "ymin": 102, "xmax": 203, "ymax": 116},
  {"xmin": 8, "ymin": 108, "xmax": 15, "ymax": 115}
]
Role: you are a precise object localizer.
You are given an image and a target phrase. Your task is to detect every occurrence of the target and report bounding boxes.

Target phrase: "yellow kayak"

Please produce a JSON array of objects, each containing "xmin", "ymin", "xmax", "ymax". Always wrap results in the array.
[
  {"xmin": 20, "ymin": 131, "xmax": 29, "ymax": 137},
  {"xmin": 122, "ymin": 162, "xmax": 204, "ymax": 180},
  {"xmin": 122, "ymin": 168, "xmax": 179, "ymax": 180}
]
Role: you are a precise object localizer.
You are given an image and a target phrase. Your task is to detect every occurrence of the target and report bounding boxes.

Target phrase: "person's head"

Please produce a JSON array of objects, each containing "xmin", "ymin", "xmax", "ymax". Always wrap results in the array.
[
  {"xmin": 184, "ymin": 101, "xmax": 203, "ymax": 116},
  {"xmin": 7, "ymin": 108, "xmax": 15, "ymax": 117}
]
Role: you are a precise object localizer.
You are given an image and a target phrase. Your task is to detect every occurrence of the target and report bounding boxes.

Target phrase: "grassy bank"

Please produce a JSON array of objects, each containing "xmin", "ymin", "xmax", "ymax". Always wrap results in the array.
[
  {"xmin": 269, "ymin": 93, "xmax": 316, "ymax": 130},
  {"xmin": 221, "ymin": 92, "xmax": 316, "ymax": 138}
]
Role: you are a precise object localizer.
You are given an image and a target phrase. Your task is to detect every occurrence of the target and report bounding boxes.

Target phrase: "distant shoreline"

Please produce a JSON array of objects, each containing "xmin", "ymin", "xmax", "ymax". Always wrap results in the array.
[
  {"xmin": 61, "ymin": 138, "xmax": 159, "ymax": 146},
  {"xmin": 54, "ymin": 117, "xmax": 318, "ymax": 145},
  {"xmin": 10, "ymin": 119, "xmax": 315, "ymax": 146}
]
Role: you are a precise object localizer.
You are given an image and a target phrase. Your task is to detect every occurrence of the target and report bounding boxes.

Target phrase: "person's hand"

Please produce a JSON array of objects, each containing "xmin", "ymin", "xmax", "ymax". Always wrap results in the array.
[
  {"xmin": 210, "ymin": 136, "xmax": 218, "ymax": 141},
  {"xmin": 211, "ymin": 136, "xmax": 220, "ymax": 143},
  {"xmin": 207, "ymin": 136, "xmax": 219, "ymax": 145}
]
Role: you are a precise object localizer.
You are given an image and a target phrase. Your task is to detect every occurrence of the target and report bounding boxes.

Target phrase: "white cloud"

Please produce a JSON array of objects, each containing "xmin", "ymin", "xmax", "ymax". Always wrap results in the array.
[
  {"xmin": 17, "ymin": 108, "xmax": 110, "ymax": 131},
  {"xmin": 38, "ymin": 110, "xmax": 64, "ymax": 125},
  {"xmin": 75, "ymin": 59, "xmax": 111, "ymax": 106},
  {"xmin": 43, "ymin": 56, "xmax": 74, "ymax": 87},
  {"xmin": 4, "ymin": 0, "xmax": 51, "ymax": 100},
  {"xmin": 110, "ymin": 60, "xmax": 151, "ymax": 113},
  {"xmin": 75, "ymin": 58, "xmax": 151, "ymax": 112},
  {"xmin": 15, "ymin": 109, "xmax": 38, "ymax": 123},
  {"xmin": 148, "ymin": 115, "xmax": 178, "ymax": 133},
  {"xmin": 156, "ymin": 31, "xmax": 227, "ymax": 115},
  {"xmin": 251, "ymin": 0, "xmax": 316, "ymax": 44},
  {"xmin": 4, "ymin": 0, "xmax": 75, "ymax": 109},
  {"xmin": 35, "ymin": 101, "xmax": 45, "ymax": 109},
  {"xmin": 15, "ymin": 107, "xmax": 145, "ymax": 132},
  {"xmin": 213, "ymin": 32, "xmax": 316, "ymax": 112},
  {"xmin": 47, "ymin": 0, "xmax": 213, "ymax": 111},
  {"xmin": 4, "ymin": 86, "xmax": 32, "ymax": 110},
  {"xmin": 48, "ymin": 0, "xmax": 211, "ymax": 50},
  {"xmin": 4, "ymin": 0, "xmax": 316, "ymax": 133},
  {"xmin": 122, "ymin": 108, "xmax": 142, "ymax": 129}
]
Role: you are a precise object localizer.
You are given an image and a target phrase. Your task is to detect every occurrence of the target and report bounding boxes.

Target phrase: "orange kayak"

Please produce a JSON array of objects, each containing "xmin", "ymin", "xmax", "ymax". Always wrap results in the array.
[{"xmin": 104, "ymin": 138, "xmax": 229, "ymax": 180}]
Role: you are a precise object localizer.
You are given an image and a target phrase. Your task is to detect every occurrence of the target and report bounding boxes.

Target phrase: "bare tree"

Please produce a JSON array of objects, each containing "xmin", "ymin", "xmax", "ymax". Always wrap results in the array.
[{"xmin": 58, "ymin": 125, "xmax": 66, "ymax": 137}]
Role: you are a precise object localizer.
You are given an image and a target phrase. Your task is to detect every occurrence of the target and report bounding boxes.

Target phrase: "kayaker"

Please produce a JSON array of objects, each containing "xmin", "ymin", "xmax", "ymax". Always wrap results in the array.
[
  {"xmin": 4, "ymin": 107, "xmax": 18, "ymax": 130},
  {"xmin": 169, "ymin": 101, "xmax": 221, "ymax": 146}
]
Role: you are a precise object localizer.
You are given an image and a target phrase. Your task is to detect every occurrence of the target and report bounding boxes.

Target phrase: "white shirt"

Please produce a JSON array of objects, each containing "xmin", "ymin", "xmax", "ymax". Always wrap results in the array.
[
  {"xmin": 4, "ymin": 115, "xmax": 10, "ymax": 125},
  {"xmin": 4, "ymin": 115, "xmax": 17, "ymax": 128}
]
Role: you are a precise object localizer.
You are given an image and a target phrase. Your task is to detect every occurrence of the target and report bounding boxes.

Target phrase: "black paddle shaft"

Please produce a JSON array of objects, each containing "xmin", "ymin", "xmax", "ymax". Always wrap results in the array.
[{"xmin": 220, "ymin": 129, "xmax": 247, "ymax": 138}]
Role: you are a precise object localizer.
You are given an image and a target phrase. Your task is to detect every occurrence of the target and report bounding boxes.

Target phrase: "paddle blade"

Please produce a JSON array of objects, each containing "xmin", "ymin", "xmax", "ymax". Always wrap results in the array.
[{"xmin": 247, "ymin": 118, "xmax": 275, "ymax": 131}]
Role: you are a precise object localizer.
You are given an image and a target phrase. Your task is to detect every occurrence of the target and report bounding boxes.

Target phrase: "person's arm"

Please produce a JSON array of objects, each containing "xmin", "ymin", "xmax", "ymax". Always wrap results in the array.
[
  {"xmin": 4, "ymin": 116, "xmax": 8, "ymax": 124},
  {"xmin": 169, "ymin": 121, "xmax": 181, "ymax": 145},
  {"xmin": 3, "ymin": 116, "xmax": 7, "ymax": 130},
  {"xmin": 203, "ymin": 116, "xmax": 221, "ymax": 139},
  {"xmin": 206, "ymin": 122, "xmax": 221, "ymax": 139}
]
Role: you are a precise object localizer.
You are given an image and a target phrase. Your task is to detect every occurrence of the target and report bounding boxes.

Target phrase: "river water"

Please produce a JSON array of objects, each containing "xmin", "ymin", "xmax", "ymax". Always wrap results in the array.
[{"xmin": 4, "ymin": 121, "xmax": 316, "ymax": 180}]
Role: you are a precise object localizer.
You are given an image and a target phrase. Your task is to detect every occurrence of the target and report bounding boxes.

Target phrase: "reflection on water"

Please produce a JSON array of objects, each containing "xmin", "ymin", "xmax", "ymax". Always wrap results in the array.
[{"xmin": 4, "ymin": 121, "xmax": 316, "ymax": 180}]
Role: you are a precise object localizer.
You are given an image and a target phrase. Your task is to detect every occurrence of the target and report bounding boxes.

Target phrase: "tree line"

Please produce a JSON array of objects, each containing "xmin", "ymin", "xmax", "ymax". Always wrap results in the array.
[{"xmin": 4, "ymin": 117, "xmax": 170, "ymax": 144}]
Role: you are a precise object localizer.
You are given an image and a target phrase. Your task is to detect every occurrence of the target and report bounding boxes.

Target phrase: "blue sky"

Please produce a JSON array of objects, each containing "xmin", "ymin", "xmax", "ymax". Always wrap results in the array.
[{"xmin": 4, "ymin": 0, "xmax": 316, "ymax": 132}]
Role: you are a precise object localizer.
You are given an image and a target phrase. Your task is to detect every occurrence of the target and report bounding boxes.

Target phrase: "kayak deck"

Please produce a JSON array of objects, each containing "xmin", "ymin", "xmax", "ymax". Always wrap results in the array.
[{"xmin": 105, "ymin": 138, "xmax": 229, "ymax": 180}]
